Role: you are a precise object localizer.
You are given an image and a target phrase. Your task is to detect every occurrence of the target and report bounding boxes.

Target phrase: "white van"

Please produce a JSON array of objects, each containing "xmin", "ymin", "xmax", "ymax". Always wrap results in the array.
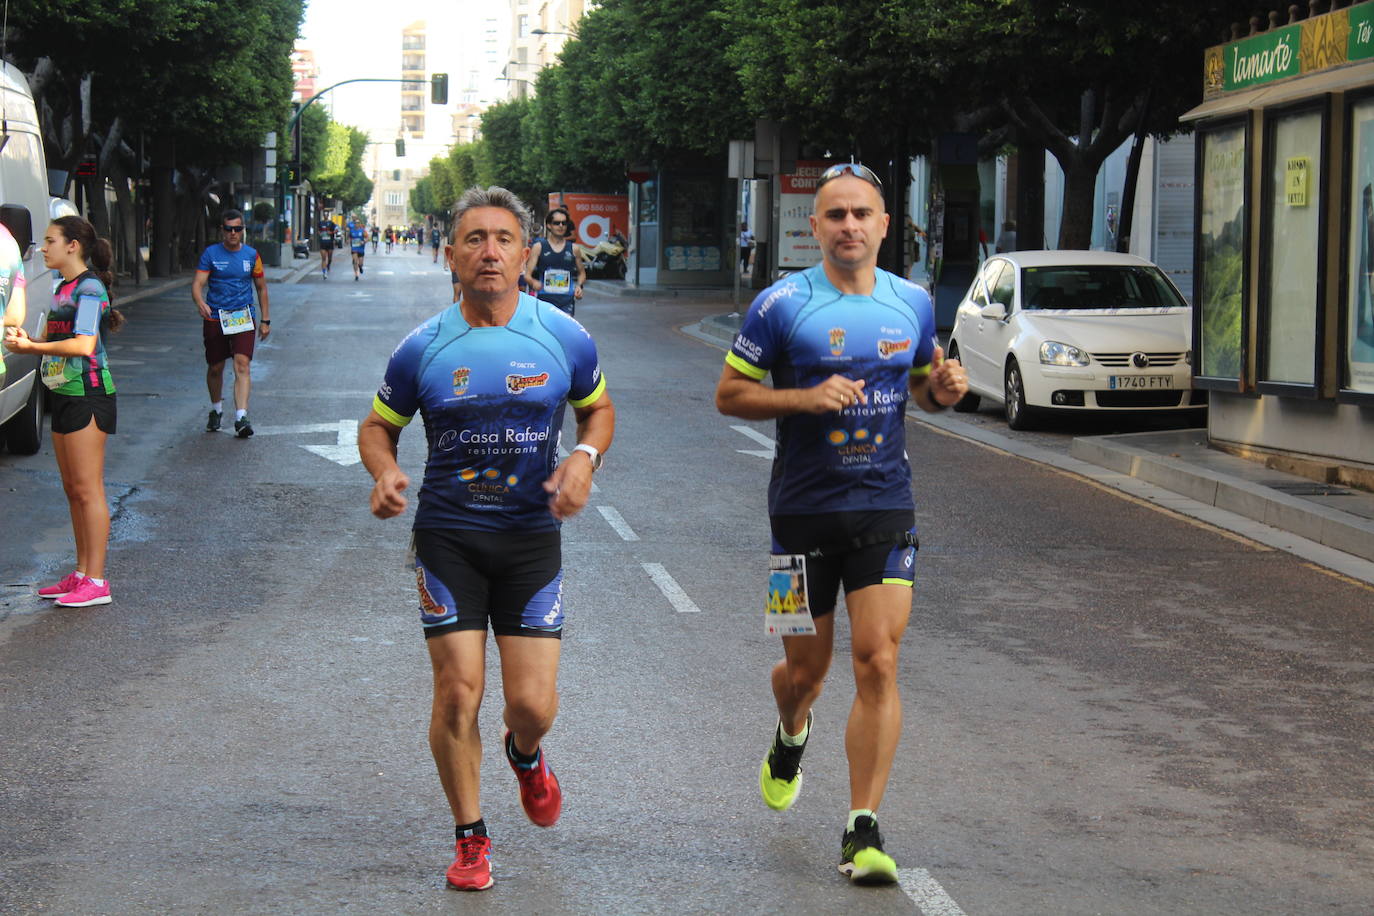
[{"xmin": 0, "ymin": 61, "xmax": 69, "ymax": 454}]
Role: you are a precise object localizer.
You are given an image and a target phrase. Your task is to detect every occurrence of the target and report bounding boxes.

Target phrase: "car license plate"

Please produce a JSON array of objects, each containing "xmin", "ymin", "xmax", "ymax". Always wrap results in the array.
[{"xmin": 1109, "ymin": 375, "xmax": 1172, "ymax": 389}]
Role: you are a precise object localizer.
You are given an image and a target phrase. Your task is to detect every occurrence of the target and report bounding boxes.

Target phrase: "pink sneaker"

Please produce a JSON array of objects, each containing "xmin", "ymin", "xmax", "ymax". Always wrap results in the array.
[
  {"xmin": 55, "ymin": 578, "xmax": 111, "ymax": 607},
  {"xmin": 38, "ymin": 572, "xmax": 85, "ymax": 599}
]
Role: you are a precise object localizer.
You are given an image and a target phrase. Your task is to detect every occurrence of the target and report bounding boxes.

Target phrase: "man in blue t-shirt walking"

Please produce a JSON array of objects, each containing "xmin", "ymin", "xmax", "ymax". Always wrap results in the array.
[
  {"xmin": 359, "ymin": 186, "xmax": 614, "ymax": 892},
  {"xmin": 192, "ymin": 208, "xmax": 270, "ymax": 437},
  {"xmin": 715, "ymin": 163, "xmax": 968, "ymax": 886}
]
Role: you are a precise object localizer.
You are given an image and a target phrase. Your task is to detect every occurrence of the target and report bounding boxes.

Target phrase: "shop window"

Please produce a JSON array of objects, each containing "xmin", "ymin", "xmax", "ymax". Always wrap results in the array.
[
  {"xmin": 1341, "ymin": 91, "xmax": 1374, "ymax": 404},
  {"xmin": 1193, "ymin": 120, "xmax": 1248, "ymax": 388},
  {"xmin": 1257, "ymin": 100, "xmax": 1327, "ymax": 396}
]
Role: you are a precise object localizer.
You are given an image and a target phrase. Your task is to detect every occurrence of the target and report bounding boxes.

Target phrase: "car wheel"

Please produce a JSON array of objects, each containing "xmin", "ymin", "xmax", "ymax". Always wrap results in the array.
[
  {"xmin": 2, "ymin": 377, "xmax": 45, "ymax": 455},
  {"xmin": 946, "ymin": 342, "xmax": 980, "ymax": 413},
  {"xmin": 1004, "ymin": 358, "xmax": 1038, "ymax": 430}
]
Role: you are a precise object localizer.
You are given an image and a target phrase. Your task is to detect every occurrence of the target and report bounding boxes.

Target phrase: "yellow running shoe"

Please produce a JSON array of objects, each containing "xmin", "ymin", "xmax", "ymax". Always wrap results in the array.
[
  {"xmin": 839, "ymin": 815, "xmax": 898, "ymax": 885},
  {"xmin": 759, "ymin": 711, "xmax": 811, "ymax": 811}
]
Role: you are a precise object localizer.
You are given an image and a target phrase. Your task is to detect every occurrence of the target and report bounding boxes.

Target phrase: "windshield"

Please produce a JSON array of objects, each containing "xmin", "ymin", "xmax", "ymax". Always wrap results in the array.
[{"xmin": 1021, "ymin": 266, "xmax": 1187, "ymax": 310}]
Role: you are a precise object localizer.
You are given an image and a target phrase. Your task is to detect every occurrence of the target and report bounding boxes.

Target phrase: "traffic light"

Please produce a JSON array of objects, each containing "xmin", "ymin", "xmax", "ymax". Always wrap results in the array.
[
  {"xmin": 395, "ymin": 138, "xmax": 405, "ymax": 157},
  {"xmin": 431, "ymin": 73, "xmax": 449, "ymax": 105}
]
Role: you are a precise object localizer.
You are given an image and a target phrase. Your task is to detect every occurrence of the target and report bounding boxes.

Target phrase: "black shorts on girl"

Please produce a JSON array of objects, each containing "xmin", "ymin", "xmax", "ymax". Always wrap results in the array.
[
  {"xmin": 50, "ymin": 391, "xmax": 117, "ymax": 435},
  {"xmin": 769, "ymin": 509, "xmax": 917, "ymax": 617},
  {"xmin": 411, "ymin": 527, "xmax": 564, "ymax": 639}
]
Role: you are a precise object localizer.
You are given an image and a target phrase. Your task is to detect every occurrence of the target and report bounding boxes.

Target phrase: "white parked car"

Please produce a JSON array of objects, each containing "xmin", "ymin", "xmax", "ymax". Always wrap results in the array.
[{"xmin": 946, "ymin": 250, "xmax": 1206, "ymax": 429}]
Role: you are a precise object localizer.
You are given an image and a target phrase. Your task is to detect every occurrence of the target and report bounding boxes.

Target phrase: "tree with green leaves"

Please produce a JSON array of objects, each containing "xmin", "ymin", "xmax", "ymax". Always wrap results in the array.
[{"xmin": 726, "ymin": 0, "xmax": 1262, "ymax": 249}]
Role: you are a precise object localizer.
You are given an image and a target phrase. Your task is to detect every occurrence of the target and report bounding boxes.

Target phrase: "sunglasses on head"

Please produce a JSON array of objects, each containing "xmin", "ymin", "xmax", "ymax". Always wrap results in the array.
[
  {"xmin": 816, "ymin": 162, "xmax": 883, "ymax": 193},
  {"xmin": 223, "ymin": 224, "xmax": 245, "ymax": 232}
]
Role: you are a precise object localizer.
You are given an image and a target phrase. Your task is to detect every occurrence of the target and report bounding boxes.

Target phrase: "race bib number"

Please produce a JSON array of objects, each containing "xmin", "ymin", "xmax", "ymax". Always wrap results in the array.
[
  {"xmin": 39, "ymin": 355, "xmax": 71, "ymax": 390},
  {"xmin": 219, "ymin": 307, "xmax": 255, "ymax": 336},
  {"xmin": 543, "ymin": 268, "xmax": 572, "ymax": 294},
  {"xmin": 765, "ymin": 554, "xmax": 816, "ymax": 636}
]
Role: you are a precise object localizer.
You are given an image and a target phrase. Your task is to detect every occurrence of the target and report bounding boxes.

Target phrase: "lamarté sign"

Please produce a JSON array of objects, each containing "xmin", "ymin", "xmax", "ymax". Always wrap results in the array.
[
  {"xmin": 1225, "ymin": 26, "xmax": 1301, "ymax": 91},
  {"xmin": 1203, "ymin": 1, "xmax": 1374, "ymax": 97}
]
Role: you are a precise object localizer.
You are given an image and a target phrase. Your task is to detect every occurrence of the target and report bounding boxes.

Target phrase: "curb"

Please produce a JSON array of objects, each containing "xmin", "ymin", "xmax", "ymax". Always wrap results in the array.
[{"xmin": 1069, "ymin": 437, "xmax": 1374, "ymax": 564}]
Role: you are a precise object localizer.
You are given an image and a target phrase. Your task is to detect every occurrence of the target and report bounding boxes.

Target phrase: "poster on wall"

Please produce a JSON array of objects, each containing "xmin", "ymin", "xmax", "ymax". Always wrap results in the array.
[
  {"xmin": 547, "ymin": 193, "xmax": 630, "ymax": 249},
  {"xmin": 1197, "ymin": 125, "xmax": 1247, "ymax": 381},
  {"xmin": 1348, "ymin": 100, "xmax": 1374, "ymax": 394},
  {"xmin": 662, "ymin": 177, "xmax": 723, "ymax": 271},
  {"xmin": 778, "ymin": 161, "xmax": 831, "ymax": 269}
]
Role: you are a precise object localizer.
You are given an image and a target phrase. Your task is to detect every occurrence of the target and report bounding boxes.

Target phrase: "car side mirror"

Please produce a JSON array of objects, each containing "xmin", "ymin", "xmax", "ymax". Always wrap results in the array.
[
  {"xmin": 980, "ymin": 302, "xmax": 1008, "ymax": 321},
  {"xmin": 0, "ymin": 204, "xmax": 34, "ymax": 256}
]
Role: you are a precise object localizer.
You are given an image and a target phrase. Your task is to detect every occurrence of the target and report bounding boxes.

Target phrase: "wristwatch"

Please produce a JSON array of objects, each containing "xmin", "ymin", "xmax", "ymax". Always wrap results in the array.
[{"xmin": 571, "ymin": 443, "xmax": 603, "ymax": 471}]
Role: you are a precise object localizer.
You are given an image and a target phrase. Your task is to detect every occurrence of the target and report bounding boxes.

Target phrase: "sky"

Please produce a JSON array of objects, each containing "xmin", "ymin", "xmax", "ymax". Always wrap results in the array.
[{"xmin": 298, "ymin": 0, "xmax": 506, "ymax": 165}]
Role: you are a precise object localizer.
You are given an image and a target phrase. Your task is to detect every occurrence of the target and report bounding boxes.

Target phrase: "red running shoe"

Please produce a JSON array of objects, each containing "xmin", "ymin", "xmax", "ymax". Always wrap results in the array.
[
  {"xmin": 504, "ymin": 729, "xmax": 562, "ymax": 827},
  {"xmin": 446, "ymin": 834, "xmax": 493, "ymax": 891}
]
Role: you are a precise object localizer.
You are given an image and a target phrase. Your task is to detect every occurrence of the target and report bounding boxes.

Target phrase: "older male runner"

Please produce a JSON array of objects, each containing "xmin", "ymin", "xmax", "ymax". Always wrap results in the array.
[
  {"xmin": 192, "ymin": 209, "xmax": 270, "ymax": 438},
  {"xmin": 359, "ymin": 186, "xmax": 614, "ymax": 892},
  {"xmin": 715, "ymin": 162, "xmax": 967, "ymax": 885}
]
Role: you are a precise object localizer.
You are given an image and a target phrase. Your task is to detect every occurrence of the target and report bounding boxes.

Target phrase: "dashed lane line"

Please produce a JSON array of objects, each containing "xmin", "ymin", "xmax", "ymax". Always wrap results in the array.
[
  {"xmin": 641, "ymin": 563, "xmax": 701, "ymax": 613},
  {"xmin": 898, "ymin": 868, "xmax": 968, "ymax": 916},
  {"xmin": 597, "ymin": 505, "xmax": 639, "ymax": 541}
]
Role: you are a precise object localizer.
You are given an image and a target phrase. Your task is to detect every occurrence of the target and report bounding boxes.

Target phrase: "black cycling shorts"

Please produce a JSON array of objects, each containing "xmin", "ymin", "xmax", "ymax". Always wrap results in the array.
[
  {"xmin": 411, "ymin": 527, "xmax": 563, "ymax": 639},
  {"xmin": 769, "ymin": 509, "xmax": 917, "ymax": 617},
  {"xmin": 50, "ymin": 391, "xmax": 117, "ymax": 435}
]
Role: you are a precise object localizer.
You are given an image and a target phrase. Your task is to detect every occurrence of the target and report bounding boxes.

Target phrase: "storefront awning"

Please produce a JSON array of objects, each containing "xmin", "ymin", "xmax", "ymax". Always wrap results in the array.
[{"xmin": 1181, "ymin": 61, "xmax": 1374, "ymax": 122}]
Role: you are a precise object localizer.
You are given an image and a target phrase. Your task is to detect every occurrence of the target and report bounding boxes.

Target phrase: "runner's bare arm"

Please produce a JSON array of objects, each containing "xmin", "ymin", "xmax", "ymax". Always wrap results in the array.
[{"xmin": 359, "ymin": 410, "xmax": 410, "ymax": 519}]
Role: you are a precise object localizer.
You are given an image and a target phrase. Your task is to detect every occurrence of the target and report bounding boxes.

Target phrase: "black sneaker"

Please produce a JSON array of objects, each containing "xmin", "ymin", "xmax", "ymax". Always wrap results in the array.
[
  {"xmin": 234, "ymin": 415, "xmax": 254, "ymax": 438},
  {"xmin": 759, "ymin": 710, "xmax": 811, "ymax": 811},
  {"xmin": 206, "ymin": 409, "xmax": 222, "ymax": 432},
  {"xmin": 839, "ymin": 815, "xmax": 898, "ymax": 885}
]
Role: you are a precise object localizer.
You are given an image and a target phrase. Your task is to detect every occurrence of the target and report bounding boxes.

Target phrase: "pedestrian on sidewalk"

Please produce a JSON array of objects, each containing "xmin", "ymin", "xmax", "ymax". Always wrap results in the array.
[
  {"xmin": 359, "ymin": 186, "xmax": 615, "ymax": 893},
  {"xmin": 714, "ymin": 162, "xmax": 967, "ymax": 886},
  {"xmin": 192, "ymin": 208, "xmax": 270, "ymax": 438},
  {"xmin": 524, "ymin": 207, "xmax": 584, "ymax": 317},
  {"xmin": 5, "ymin": 216, "xmax": 125, "ymax": 607}
]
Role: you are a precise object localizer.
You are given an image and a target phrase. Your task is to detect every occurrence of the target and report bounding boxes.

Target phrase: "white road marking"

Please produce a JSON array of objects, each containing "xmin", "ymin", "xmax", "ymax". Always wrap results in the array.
[
  {"xmin": 377, "ymin": 270, "xmax": 395, "ymax": 275},
  {"xmin": 731, "ymin": 424, "xmax": 775, "ymax": 459},
  {"xmin": 249, "ymin": 419, "xmax": 360, "ymax": 466},
  {"xmin": 898, "ymin": 869, "xmax": 968, "ymax": 916},
  {"xmin": 641, "ymin": 563, "xmax": 700, "ymax": 613},
  {"xmin": 596, "ymin": 505, "xmax": 639, "ymax": 541}
]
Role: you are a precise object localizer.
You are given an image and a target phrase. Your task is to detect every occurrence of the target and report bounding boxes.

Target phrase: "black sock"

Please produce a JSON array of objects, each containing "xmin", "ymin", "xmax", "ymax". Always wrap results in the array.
[
  {"xmin": 505, "ymin": 731, "xmax": 540, "ymax": 767},
  {"xmin": 456, "ymin": 819, "xmax": 487, "ymax": 840}
]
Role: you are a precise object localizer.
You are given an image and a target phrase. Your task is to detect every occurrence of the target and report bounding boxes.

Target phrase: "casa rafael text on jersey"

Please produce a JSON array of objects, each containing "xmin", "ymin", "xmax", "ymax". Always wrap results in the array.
[
  {"xmin": 372, "ymin": 294, "xmax": 605, "ymax": 532},
  {"xmin": 725, "ymin": 264, "xmax": 938, "ymax": 516}
]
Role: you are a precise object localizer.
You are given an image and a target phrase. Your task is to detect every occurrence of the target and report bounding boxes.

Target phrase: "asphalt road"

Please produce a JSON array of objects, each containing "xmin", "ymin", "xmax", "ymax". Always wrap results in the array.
[{"xmin": 2, "ymin": 251, "xmax": 1371, "ymax": 914}]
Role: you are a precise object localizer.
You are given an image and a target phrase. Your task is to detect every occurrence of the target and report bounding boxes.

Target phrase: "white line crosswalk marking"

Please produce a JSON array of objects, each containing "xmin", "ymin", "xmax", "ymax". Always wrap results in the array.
[{"xmin": 641, "ymin": 563, "xmax": 700, "ymax": 613}]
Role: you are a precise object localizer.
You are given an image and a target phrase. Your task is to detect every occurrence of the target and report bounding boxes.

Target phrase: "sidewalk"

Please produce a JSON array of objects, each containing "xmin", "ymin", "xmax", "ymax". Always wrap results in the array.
[
  {"xmin": 690, "ymin": 311, "xmax": 1374, "ymax": 583},
  {"xmin": 112, "ymin": 256, "xmax": 318, "ymax": 308}
]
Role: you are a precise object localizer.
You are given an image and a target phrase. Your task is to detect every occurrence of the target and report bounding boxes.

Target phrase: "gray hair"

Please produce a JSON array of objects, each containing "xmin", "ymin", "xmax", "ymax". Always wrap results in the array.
[{"xmin": 452, "ymin": 186, "xmax": 533, "ymax": 244}]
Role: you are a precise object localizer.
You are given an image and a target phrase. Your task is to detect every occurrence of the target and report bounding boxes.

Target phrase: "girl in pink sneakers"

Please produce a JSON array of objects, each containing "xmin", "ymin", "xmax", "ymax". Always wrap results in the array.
[{"xmin": 4, "ymin": 216, "xmax": 123, "ymax": 607}]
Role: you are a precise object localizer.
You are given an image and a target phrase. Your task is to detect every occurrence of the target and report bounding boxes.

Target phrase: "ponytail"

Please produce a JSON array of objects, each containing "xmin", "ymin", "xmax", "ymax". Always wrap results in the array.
[{"xmin": 51, "ymin": 215, "xmax": 124, "ymax": 332}]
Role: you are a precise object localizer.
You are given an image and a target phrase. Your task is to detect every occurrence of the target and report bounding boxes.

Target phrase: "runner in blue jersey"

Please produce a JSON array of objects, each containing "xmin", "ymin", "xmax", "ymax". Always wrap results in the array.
[
  {"xmin": 349, "ymin": 219, "xmax": 367, "ymax": 280},
  {"xmin": 524, "ymin": 207, "xmax": 584, "ymax": 316},
  {"xmin": 192, "ymin": 209, "xmax": 270, "ymax": 438},
  {"xmin": 715, "ymin": 163, "xmax": 968, "ymax": 886},
  {"xmin": 359, "ymin": 186, "xmax": 614, "ymax": 893}
]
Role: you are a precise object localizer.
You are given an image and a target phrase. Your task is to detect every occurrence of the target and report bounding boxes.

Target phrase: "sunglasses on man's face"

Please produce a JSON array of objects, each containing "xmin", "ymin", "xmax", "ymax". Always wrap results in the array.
[
  {"xmin": 223, "ymin": 224, "xmax": 245, "ymax": 232},
  {"xmin": 816, "ymin": 162, "xmax": 883, "ymax": 193}
]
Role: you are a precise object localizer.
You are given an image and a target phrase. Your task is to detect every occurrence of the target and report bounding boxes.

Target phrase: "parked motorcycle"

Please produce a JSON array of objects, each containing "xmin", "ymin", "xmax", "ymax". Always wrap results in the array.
[{"xmin": 579, "ymin": 236, "xmax": 628, "ymax": 280}]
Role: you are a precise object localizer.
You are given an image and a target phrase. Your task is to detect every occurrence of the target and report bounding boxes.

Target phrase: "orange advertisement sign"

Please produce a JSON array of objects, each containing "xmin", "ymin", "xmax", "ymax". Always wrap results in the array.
[{"xmin": 547, "ymin": 193, "xmax": 630, "ymax": 247}]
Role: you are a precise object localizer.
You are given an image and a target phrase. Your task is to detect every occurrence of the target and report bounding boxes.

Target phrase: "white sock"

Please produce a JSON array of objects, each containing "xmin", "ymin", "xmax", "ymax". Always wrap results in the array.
[
  {"xmin": 212, "ymin": 401, "xmax": 223, "ymax": 413},
  {"xmin": 235, "ymin": 409, "xmax": 247, "ymax": 421},
  {"xmin": 847, "ymin": 809, "xmax": 876, "ymax": 832},
  {"xmin": 780, "ymin": 716, "xmax": 809, "ymax": 746},
  {"xmin": 87, "ymin": 577, "xmax": 106, "ymax": 587}
]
